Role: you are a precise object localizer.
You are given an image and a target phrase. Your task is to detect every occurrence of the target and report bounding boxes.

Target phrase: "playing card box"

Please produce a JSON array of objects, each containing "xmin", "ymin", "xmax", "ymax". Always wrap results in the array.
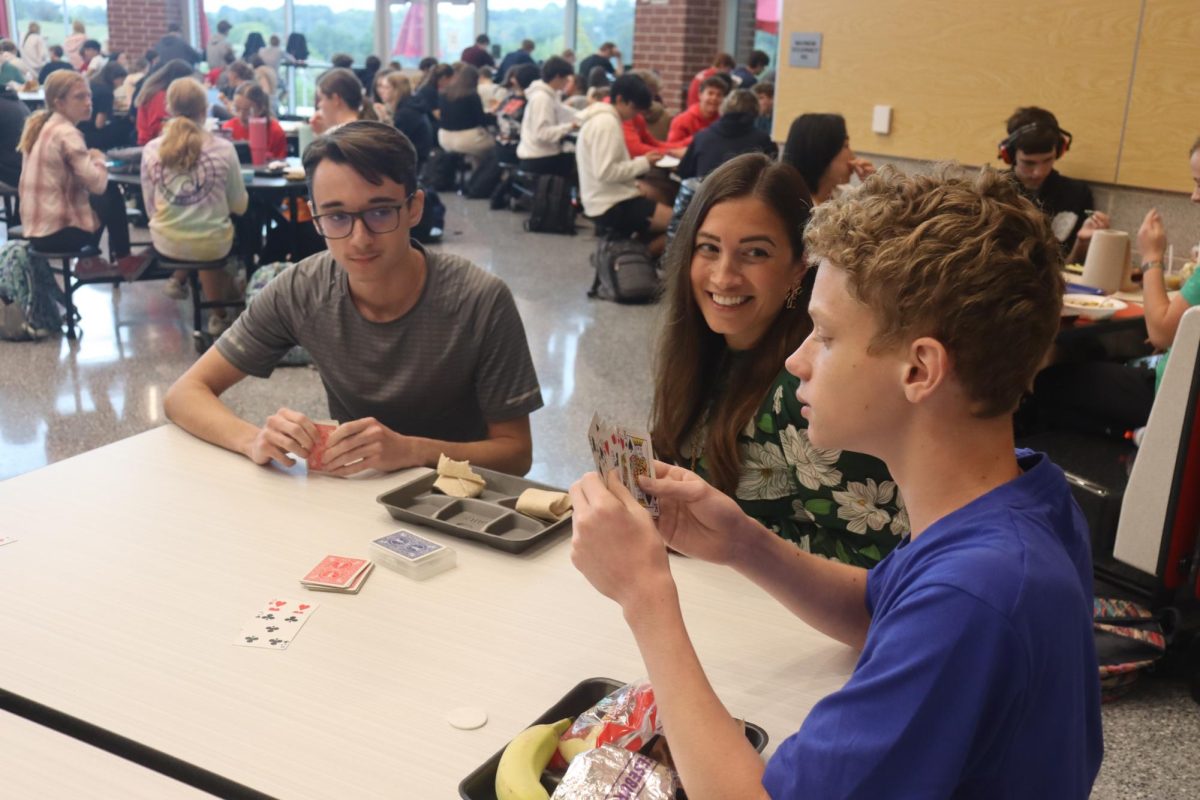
[
  {"xmin": 456, "ymin": 677, "xmax": 768, "ymax": 800},
  {"xmin": 376, "ymin": 468, "xmax": 572, "ymax": 554},
  {"xmin": 370, "ymin": 529, "xmax": 456, "ymax": 580}
]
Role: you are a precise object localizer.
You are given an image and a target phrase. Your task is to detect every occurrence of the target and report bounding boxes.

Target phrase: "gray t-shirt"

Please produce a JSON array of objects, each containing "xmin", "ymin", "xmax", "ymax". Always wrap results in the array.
[{"xmin": 217, "ymin": 246, "xmax": 543, "ymax": 443}]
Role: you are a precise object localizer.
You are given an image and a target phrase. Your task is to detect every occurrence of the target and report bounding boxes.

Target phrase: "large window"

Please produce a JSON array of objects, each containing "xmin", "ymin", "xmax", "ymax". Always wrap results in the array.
[
  {"xmin": 291, "ymin": 0, "xmax": 376, "ymax": 107},
  {"xmin": 752, "ymin": 0, "xmax": 779, "ymax": 68},
  {"xmin": 576, "ymin": 0, "xmax": 632, "ymax": 67},
  {"xmin": 204, "ymin": 1, "xmax": 286, "ymax": 62},
  {"xmin": 437, "ymin": 0, "xmax": 475, "ymax": 63},
  {"xmin": 389, "ymin": 1, "xmax": 426, "ymax": 69},
  {"xmin": 488, "ymin": 0, "xmax": 565, "ymax": 62},
  {"xmin": 11, "ymin": 0, "xmax": 108, "ymax": 58}
]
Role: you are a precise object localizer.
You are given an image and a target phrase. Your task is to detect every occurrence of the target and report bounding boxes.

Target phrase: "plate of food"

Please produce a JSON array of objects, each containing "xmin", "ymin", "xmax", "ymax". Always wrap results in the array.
[{"xmin": 1062, "ymin": 293, "xmax": 1127, "ymax": 320}]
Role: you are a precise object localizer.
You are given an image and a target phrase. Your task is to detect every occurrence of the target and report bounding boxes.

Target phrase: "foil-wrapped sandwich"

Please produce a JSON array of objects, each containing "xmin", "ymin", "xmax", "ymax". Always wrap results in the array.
[{"xmin": 551, "ymin": 744, "xmax": 677, "ymax": 799}]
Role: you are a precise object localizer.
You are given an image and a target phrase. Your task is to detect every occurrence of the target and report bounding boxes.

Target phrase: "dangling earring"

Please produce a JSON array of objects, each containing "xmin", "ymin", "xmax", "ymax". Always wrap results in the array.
[{"xmin": 785, "ymin": 281, "xmax": 803, "ymax": 309}]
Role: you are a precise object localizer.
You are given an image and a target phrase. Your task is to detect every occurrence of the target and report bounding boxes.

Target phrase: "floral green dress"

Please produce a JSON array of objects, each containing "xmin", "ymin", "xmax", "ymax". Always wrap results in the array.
[{"xmin": 689, "ymin": 368, "xmax": 908, "ymax": 567}]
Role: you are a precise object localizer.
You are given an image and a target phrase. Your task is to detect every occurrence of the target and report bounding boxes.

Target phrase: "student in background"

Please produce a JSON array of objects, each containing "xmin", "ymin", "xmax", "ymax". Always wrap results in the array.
[
  {"xmin": 311, "ymin": 67, "xmax": 377, "ymax": 135},
  {"xmin": 569, "ymin": 166, "xmax": 1101, "ymax": 799},
  {"xmin": 732, "ymin": 50, "xmax": 770, "ymax": 89},
  {"xmin": 999, "ymin": 106, "xmax": 1108, "ymax": 262},
  {"xmin": 21, "ymin": 22, "xmax": 48, "ymax": 73},
  {"xmin": 222, "ymin": 83, "xmax": 287, "ymax": 161},
  {"xmin": 142, "ymin": 78, "xmax": 249, "ymax": 335},
  {"xmin": 685, "ymin": 52, "xmax": 735, "ymax": 108},
  {"xmin": 38, "ymin": 45, "xmax": 75, "ymax": 84},
  {"xmin": 17, "ymin": 71, "xmax": 134, "ymax": 269},
  {"xmin": 437, "ymin": 64, "xmax": 494, "ymax": 163},
  {"xmin": 652, "ymin": 153, "xmax": 902, "ymax": 563},
  {"xmin": 668, "ymin": 74, "xmax": 729, "ymax": 146},
  {"xmin": 516, "ymin": 56, "xmax": 578, "ymax": 177},
  {"xmin": 207, "ymin": 20, "xmax": 235, "ymax": 69},
  {"xmin": 575, "ymin": 74, "xmax": 671, "ymax": 254},
  {"xmin": 63, "ymin": 20, "xmax": 87, "ymax": 69},
  {"xmin": 0, "ymin": 85, "xmax": 30, "ymax": 186},
  {"xmin": 676, "ymin": 90, "xmax": 776, "ymax": 181},
  {"xmin": 460, "ymin": 33, "xmax": 495, "ymax": 69},
  {"xmin": 115, "ymin": 55, "xmax": 149, "ymax": 115},
  {"xmin": 136, "ymin": 59, "xmax": 196, "ymax": 145},
  {"xmin": 497, "ymin": 39, "xmax": 536, "ymax": 85},
  {"xmin": 373, "ymin": 70, "xmax": 434, "ymax": 165},
  {"xmin": 782, "ymin": 113, "xmax": 875, "ymax": 204},
  {"xmin": 577, "ymin": 42, "xmax": 623, "ymax": 82},
  {"xmin": 751, "ymin": 82, "xmax": 773, "ymax": 135},
  {"xmin": 79, "ymin": 60, "xmax": 130, "ymax": 150}
]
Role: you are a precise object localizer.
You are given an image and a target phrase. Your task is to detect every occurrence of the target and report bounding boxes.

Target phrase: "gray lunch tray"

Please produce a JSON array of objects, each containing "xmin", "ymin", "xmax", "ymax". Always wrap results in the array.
[{"xmin": 375, "ymin": 467, "xmax": 572, "ymax": 553}]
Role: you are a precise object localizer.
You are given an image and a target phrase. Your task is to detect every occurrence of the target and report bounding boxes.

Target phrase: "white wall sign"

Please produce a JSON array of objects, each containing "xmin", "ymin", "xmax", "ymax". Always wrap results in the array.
[{"xmin": 789, "ymin": 32, "xmax": 822, "ymax": 69}]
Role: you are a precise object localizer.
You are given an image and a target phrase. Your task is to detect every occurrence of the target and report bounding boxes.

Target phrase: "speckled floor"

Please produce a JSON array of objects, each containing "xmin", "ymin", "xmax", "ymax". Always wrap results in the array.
[{"xmin": 2, "ymin": 194, "xmax": 1197, "ymax": 797}]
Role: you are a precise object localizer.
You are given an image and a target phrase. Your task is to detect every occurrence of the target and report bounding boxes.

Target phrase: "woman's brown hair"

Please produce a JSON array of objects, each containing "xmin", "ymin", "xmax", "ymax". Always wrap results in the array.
[
  {"xmin": 317, "ymin": 67, "xmax": 378, "ymax": 121},
  {"xmin": 18, "ymin": 70, "xmax": 85, "ymax": 154},
  {"xmin": 235, "ymin": 81, "xmax": 273, "ymax": 118},
  {"xmin": 444, "ymin": 62, "xmax": 479, "ymax": 101},
  {"xmin": 375, "ymin": 70, "xmax": 412, "ymax": 115},
  {"xmin": 159, "ymin": 77, "xmax": 207, "ymax": 173},
  {"xmin": 651, "ymin": 154, "xmax": 814, "ymax": 495}
]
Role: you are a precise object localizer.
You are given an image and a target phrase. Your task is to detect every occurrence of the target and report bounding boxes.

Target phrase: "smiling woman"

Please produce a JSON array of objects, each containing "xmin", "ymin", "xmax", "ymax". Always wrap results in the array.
[{"xmin": 650, "ymin": 152, "xmax": 906, "ymax": 567}]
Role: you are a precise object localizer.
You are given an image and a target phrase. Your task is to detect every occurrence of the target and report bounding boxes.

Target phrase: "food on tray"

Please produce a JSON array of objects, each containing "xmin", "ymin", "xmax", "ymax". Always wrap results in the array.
[
  {"xmin": 554, "ymin": 680, "xmax": 660, "ymax": 769},
  {"xmin": 516, "ymin": 488, "xmax": 572, "ymax": 522},
  {"xmin": 495, "ymin": 717, "xmax": 572, "ymax": 800},
  {"xmin": 1064, "ymin": 262, "xmax": 1084, "ymax": 275},
  {"xmin": 1064, "ymin": 296, "xmax": 1111, "ymax": 309},
  {"xmin": 550, "ymin": 745, "xmax": 676, "ymax": 800},
  {"xmin": 433, "ymin": 453, "xmax": 486, "ymax": 498}
]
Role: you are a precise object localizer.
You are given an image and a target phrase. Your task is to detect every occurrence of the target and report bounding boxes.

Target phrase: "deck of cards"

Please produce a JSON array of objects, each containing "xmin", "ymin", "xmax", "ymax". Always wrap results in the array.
[
  {"xmin": 300, "ymin": 555, "xmax": 374, "ymax": 594},
  {"xmin": 587, "ymin": 412, "xmax": 660, "ymax": 517},
  {"xmin": 370, "ymin": 530, "xmax": 456, "ymax": 580}
]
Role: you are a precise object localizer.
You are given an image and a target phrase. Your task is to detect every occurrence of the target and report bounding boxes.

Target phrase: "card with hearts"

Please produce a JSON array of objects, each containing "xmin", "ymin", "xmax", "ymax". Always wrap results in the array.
[{"xmin": 234, "ymin": 598, "xmax": 319, "ymax": 650}]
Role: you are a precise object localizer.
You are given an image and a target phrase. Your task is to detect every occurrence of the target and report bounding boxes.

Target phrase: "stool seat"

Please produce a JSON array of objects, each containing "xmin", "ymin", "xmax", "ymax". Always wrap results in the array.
[
  {"xmin": 29, "ymin": 248, "xmax": 92, "ymax": 260},
  {"xmin": 158, "ymin": 257, "xmax": 228, "ymax": 271}
]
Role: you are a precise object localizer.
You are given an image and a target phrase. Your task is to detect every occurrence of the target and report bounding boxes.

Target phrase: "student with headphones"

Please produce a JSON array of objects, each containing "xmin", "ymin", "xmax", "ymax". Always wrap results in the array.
[{"xmin": 999, "ymin": 106, "xmax": 1108, "ymax": 262}]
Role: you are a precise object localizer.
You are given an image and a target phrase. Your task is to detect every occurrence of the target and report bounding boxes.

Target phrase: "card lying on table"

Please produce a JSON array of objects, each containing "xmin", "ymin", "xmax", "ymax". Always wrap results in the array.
[
  {"xmin": 306, "ymin": 562, "xmax": 374, "ymax": 594},
  {"xmin": 234, "ymin": 598, "xmax": 318, "ymax": 650},
  {"xmin": 300, "ymin": 555, "xmax": 372, "ymax": 591},
  {"xmin": 587, "ymin": 412, "xmax": 660, "ymax": 517}
]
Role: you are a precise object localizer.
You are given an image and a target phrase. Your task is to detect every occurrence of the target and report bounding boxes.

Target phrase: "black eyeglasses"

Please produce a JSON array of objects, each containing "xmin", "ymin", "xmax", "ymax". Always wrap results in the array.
[{"xmin": 311, "ymin": 193, "xmax": 415, "ymax": 239}]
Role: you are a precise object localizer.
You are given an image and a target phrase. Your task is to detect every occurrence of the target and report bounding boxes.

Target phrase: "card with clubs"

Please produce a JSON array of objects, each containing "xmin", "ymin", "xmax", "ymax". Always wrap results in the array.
[{"xmin": 234, "ymin": 599, "xmax": 318, "ymax": 650}]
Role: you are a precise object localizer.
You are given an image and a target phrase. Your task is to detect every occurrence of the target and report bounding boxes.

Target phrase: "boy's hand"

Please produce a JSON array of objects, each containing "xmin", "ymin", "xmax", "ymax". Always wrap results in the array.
[
  {"xmin": 321, "ymin": 417, "xmax": 419, "ymax": 475},
  {"xmin": 248, "ymin": 407, "xmax": 317, "ymax": 467},
  {"xmin": 639, "ymin": 461, "xmax": 749, "ymax": 566},
  {"xmin": 569, "ymin": 471, "xmax": 672, "ymax": 608}
]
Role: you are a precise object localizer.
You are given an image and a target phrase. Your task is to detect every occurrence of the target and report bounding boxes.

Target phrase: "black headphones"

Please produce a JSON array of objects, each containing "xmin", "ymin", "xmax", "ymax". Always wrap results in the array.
[{"xmin": 997, "ymin": 122, "xmax": 1073, "ymax": 164}]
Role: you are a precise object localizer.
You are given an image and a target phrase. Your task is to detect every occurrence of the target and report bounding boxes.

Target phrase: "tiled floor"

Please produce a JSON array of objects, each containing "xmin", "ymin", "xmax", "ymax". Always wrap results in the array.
[{"xmin": 1, "ymin": 194, "xmax": 1197, "ymax": 797}]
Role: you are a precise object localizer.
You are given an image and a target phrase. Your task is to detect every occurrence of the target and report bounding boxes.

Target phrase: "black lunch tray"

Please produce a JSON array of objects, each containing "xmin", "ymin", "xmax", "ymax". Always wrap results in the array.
[
  {"xmin": 376, "ymin": 467, "xmax": 572, "ymax": 553},
  {"xmin": 458, "ymin": 677, "xmax": 768, "ymax": 800}
]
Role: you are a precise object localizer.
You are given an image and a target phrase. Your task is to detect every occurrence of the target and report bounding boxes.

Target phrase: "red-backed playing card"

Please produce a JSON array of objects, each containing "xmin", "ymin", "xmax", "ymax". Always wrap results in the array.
[
  {"xmin": 307, "ymin": 423, "xmax": 337, "ymax": 471},
  {"xmin": 300, "ymin": 555, "xmax": 369, "ymax": 588}
]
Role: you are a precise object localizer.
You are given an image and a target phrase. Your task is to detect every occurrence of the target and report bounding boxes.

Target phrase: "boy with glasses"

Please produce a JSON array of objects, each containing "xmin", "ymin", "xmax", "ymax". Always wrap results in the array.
[{"xmin": 165, "ymin": 121, "xmax": 543, "ymax": 476}]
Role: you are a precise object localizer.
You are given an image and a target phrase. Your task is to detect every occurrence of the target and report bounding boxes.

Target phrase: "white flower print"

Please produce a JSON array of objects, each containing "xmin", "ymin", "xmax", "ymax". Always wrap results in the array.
[
  {"xmin": 772, "ymin": 385, "xmax": 784, "ymax": 415},
  {"xmin": 742, "ymin": 416, "xmax": 757, "ymax": 438},
  {"xmin": 890, "ymin": 492, "xmax": 910, "ymax": 536},
  {"xmin": 832, "ymin": 479, "xmax": 896, "ymax": 534},
  {"xmin": 791, "ymin": 499, "xmax": 816, "ymax": 523},
  {"xmin": 736, "ymin": 441, "xmax": 796, "ymax": 500},
  {"xmin": 779, "ymin": 424, "xmax": 843, "ymax": 490}
]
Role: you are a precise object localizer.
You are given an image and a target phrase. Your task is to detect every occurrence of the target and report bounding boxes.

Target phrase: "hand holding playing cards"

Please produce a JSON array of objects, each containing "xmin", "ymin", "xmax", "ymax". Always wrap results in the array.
[
  {"xmin": 247, "ymin": 407, "xmax": 318, "ymax": 467},
  {"xmin": 569, "ymin": 471, "xmax": 671, "ymax": 608},
  {"xmin": 320, "ymin": 417, "xmax": 419, "ymax": 476},
  {"xmin": 639, "ymin": 461, "xmax": 750, "ymax": 567}
]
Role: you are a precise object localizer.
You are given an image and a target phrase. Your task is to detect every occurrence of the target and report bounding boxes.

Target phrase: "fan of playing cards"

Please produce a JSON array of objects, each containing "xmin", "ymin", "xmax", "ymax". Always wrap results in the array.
[{"xmin": 587, "ymin": 413, "xmax": 659, "ymax": 518}]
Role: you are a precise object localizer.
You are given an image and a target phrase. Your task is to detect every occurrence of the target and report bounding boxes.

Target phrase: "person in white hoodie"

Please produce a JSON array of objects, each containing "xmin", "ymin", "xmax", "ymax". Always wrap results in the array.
[
  {"xmin": 21, "ymin": 23, "xmax": 49, "ymax": 73},
  {"xmin": 516, "ymin": 56, "xmax": 578, "ymax": 177},
  {"xmin": 575, "ymin": 74, "xmax": 671, "ymax": 254}
]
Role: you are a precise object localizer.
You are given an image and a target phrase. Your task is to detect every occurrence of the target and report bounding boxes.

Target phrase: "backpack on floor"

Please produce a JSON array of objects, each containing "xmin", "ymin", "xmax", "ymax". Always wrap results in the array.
[
  {"xmin": 465, "ymin": 148, "xmax": 502, "ymax": 199},
  {"xmin": 588, "ymin": 236, "xmax": 659, "ymax": 304},
  {"xmin": 524, "ymin": 174, "xmax": 576, "ymax": 234},
  {"xmin": 413, "ymin": 188, "xmax": 445, "ymax": 243},
  {"xmin": 1094, "ymin": 596, "xmax": 1168, "ymax": 702},
  {"xmin": 245, "ymin": 262, "xmax": 311, "ymax": 366},
  {"xmin": 420, "ymin": 148, "xmax": 460, "ymax": 193},
  {"xmin": 0, "ymin": 240, "xmax": 64, "ymax": 340}
]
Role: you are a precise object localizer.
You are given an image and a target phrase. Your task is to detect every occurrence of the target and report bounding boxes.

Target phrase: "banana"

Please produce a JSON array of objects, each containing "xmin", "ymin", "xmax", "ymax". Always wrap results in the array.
[{"xmin": 495, "ymin": 717, "xmax": 573, "ymax": 800}]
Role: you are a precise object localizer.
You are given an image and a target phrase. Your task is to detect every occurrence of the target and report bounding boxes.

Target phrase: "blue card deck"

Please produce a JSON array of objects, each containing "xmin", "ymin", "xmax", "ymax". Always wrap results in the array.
[{"xmin": 370, "ymin": 529, "xmax": 456, "ymax": 580}]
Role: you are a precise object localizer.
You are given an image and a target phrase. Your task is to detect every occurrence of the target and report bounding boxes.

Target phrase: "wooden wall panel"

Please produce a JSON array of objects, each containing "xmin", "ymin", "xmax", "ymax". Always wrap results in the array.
[
  {"xmin": 774, "ymin": 0, "xmax": 1141, "ymax": 185},
  {"xmin": 1117, "ymin": 0, "xmax": 1200, "ymax": 191}
]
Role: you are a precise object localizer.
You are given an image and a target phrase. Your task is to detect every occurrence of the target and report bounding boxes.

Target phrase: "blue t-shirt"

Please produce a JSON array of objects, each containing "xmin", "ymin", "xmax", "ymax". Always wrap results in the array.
[{"xmin": 762, "ymin": 451, "xmax": 1102, "ymax": 799}]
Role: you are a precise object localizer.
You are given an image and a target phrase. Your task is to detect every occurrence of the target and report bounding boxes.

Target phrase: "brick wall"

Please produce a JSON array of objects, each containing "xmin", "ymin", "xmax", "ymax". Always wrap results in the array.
[
  {"xmin": 633, "ymin": 0, "xmax": 723, "ymax": 114},
  {"xmin": 107, "ymin": 0, "xmax": 185, "ymax": 60}
]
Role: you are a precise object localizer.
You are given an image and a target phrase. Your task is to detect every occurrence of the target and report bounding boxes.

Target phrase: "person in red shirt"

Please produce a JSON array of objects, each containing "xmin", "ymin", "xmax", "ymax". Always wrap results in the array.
[
  {"xmin": 685, "ymin": 52, "xmax": 735, "ymax": 108},
  {"xmin": 221, "ymin": 83, "xmax": 288, "ymax": 160},
  {"xmin": 135, "ymin": 59, "xmax": 196, "ymax": 145},
  {"xmin": 622, "ymin": 111, "xmax": 687, "ymax": 158},
  {"xmin": 668, "ymin": 75, "xmax": 728, "ymax": 146}
]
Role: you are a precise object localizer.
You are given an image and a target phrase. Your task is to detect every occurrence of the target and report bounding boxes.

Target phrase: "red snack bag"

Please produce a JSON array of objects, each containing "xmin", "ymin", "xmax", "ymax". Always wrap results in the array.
[{"xmin": 552, "ymin": 680, "xmax": 660, "ymax": 770}]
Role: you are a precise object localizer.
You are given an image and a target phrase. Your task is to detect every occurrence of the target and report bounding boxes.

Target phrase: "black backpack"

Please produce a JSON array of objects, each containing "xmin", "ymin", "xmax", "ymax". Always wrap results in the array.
[
  {"xmin": 588, "ymin": 237, "xmax": 660, "ymax": 304},
  {"xmin": 524, "ymin": 174, "xmax": 576, "ymax": 234},
  {"xmin": 465, "ymin": 148, "xmax": 503, "ymax": 199},
  {"xmin": 420, "ymin": 148, "xmax": 459, "ymax": 193}
]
